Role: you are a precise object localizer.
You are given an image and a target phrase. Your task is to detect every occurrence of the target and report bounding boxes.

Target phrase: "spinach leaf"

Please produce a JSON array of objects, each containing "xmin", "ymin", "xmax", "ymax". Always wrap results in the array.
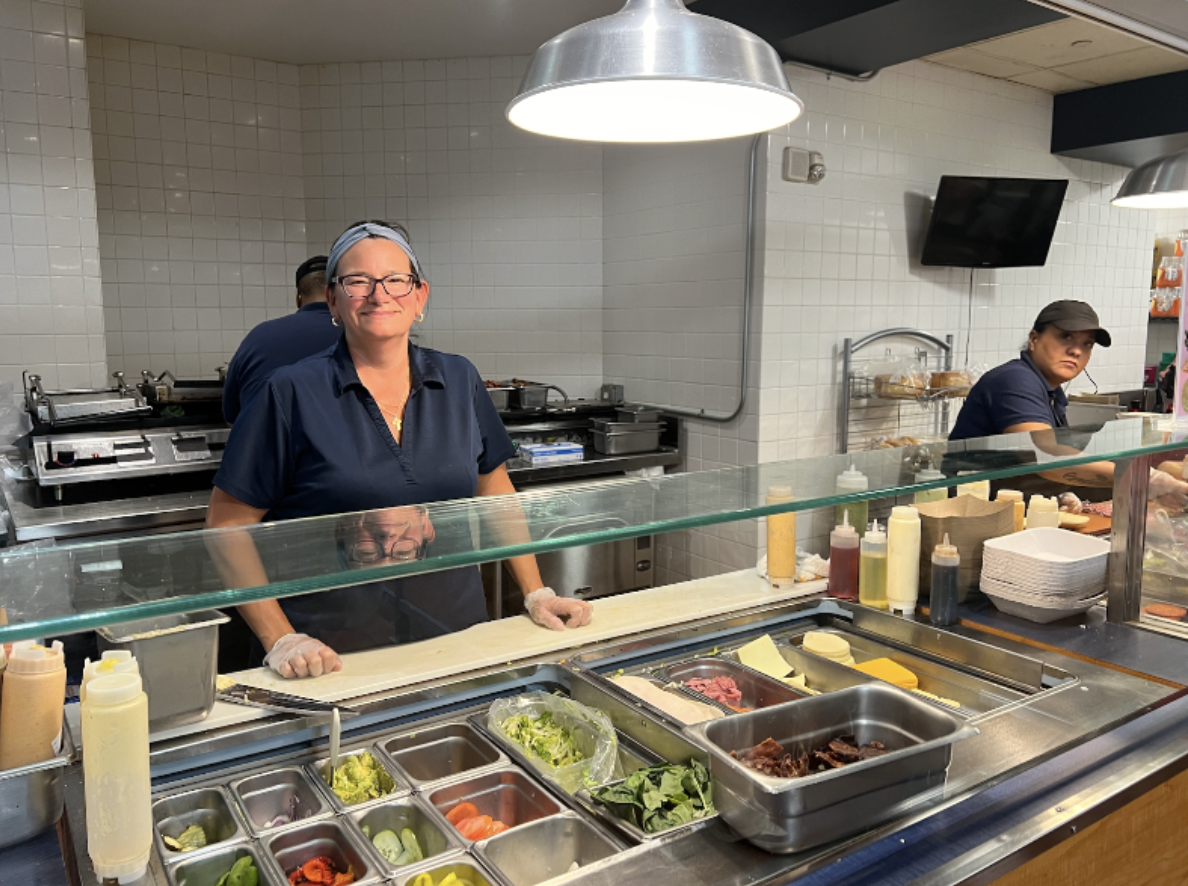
[{"xmin": 589, "ymin": 761, "xmax": 715, "ymax": 834}]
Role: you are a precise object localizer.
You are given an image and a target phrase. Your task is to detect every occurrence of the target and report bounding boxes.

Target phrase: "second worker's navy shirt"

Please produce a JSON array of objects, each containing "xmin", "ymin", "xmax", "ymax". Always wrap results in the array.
[
  {"xmin": 949, "ymin": 351, "xmax": 1069, "ymax": 441},
  {"xmin": 221, "ymin": 301, "xmax": 342, "ymax": 423},
  {"xmin": 214, "ymin": 338, "xmax": 517, "ymax": 653}
]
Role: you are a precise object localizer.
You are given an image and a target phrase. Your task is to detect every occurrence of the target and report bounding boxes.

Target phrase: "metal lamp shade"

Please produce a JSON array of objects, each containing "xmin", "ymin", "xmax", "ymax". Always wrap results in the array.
[
  {"xmin": 507, "ymin": 0, "xmax": 804, "ymax": 143},
  {"xmin": 1112, "ymin": 149, "xmax": 1188, "ymax": 209}
]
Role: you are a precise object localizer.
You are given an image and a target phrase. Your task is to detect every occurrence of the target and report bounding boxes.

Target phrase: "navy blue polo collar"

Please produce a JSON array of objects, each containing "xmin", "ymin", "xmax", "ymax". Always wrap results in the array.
[
  {"xmin": 1019, "ymin": 350, "xmax": 1068, "ymax": 407},
  {"xmin": 298, "ymin": 301, "xmax": 330, "ymax": 314},
  {"xmin": 330, "ymin": 337, "xmax": 446, "ymax": 397}
]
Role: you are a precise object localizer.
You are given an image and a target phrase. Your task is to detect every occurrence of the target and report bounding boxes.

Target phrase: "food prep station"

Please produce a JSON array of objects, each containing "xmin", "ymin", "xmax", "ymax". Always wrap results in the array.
[{"xmin": 51, "ymin": 597, "xmax": 1178, "ymax": 886}]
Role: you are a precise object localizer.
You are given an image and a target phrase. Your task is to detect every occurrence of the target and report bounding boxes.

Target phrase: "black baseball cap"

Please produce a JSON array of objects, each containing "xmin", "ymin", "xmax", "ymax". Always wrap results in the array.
[
  {"xmin": 1034, "ymin": 300, "xmax": 1111, "ymax": 347},
  {"xmin": 295, "ymin": 255, "xmax": 328, "ymax": 287}
]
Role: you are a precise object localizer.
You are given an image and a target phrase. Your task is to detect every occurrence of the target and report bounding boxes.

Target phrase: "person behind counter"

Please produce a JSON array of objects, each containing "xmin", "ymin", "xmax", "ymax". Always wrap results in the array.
[
  {"xmin": 221, "ymin": 254, "xmax": 341, "ymax": 423},
  {"xmin": 205, "ymin": 221, "xmax": 592, "ymax": 678},
  {"xmin": 949, "ymin": 299, "xmax": 1188, "ymax": 501}
]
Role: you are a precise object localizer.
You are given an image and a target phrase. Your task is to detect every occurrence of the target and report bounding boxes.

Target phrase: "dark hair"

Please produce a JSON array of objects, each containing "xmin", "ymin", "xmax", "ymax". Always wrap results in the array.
[
  {"xmin": 342, "ymin": 219, "xmax": 412, "ymax": 243},
  {"xmin": 297, "ymin": 269, "xmax": 327, "ymax": 303}
]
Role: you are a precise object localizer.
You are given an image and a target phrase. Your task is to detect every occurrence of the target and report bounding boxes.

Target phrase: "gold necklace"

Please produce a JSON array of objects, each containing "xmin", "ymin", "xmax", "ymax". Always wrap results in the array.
[{"xmin": 373, "ymin": 392, "xmax": 409, "ymax": 433}]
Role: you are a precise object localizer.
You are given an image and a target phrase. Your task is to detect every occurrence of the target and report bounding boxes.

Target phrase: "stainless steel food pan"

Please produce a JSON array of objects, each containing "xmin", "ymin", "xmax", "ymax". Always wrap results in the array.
[
  {"xmin": 720, "ymin": 640, "xmax": 875, "ymax": 695},
  {"xmin": 475, "ymin": 812, "xmax": 620, "ymax": 886},
  {"xmin": 229, "ymin": 766, "xmax": 331, "ymax": 835},
  {"xmin": 486, "ymin": 387, "xmax": 512, "ymax": 410},
  {"xmin": 616, "ymin": 405, "xmax": 662, "ymax": 423},
  {"xmin": 0, "ymin": 723, "xmax": 71, "ymax": 850},
  {"xmin": 574, "ymin": 773, "xmax": 718, "ymax": 844},
  {"xmin": 307, "ymin": 747, "xmax": 408, "ymax": 811},
  {"xmin": 265, "ymin": 819, "xmax": 382, "ymax": 886},
  {"xmin": 590, "ymin": 419, "xmax": 663, "ymax": 434},
  {"xmin": 97, "ymin": 609, "xmax": 228, "ymax": 732},
  {"xmin": 425, "ymin": 767, "xmax": 563, "ymax": 844},
  {"xmin": 597, "ymin": 673, "xmax": 734, "ymax": 726},
  {"xmin": 380, "ymin": 721, "xmax": 506, "ymax": 789},
  {"xmin": 659, "ymin": 659, "xmax": 806, "ymax": 712},
  {"xmin": 688, "ymin": 683, "xmax": 977, "ymax": 854},
  {"xmin": 348, "ymin": 797, "xmax": 463, "ymax": 877},
  {"xmin": 785, "ymin": 627, "xmax": 1025, "ymax": 716},
  {"xmin": 152, "ymin": 786, "xmax": 247, "ymax": 863},
  {"xmin": 392, "ymin": 857, "xmax": 498, "ymax": 886},
  {"xmin": 591, "ymin": 428, "xmax": 660, "ymax": 455},
  {"xmin": 166, "ymin": 842, "xmax": 283, "ymax": 886}
]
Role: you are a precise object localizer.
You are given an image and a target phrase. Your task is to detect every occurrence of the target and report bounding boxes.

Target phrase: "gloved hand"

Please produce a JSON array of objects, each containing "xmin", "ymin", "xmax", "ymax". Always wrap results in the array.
[
  {"xmin": 1150, "ymin": 469, "xmax": 1188, "ymax": 510},
  {"xmin": 524, "ymin": 587, "xmax": 593, "ymax": 631},
  {"xmin": 263, "ymin": 633, "xmax": 343, "ymax": 679}
]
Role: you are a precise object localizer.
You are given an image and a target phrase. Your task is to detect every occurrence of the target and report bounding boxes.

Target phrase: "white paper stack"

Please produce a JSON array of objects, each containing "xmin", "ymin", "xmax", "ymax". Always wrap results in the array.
[{"xmin": 979, "ymin": 528, "xmax": 1109, "ymax": 623}]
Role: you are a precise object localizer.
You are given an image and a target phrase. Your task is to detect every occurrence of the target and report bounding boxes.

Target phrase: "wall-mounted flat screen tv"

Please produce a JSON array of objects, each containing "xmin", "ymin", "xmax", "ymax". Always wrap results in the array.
[{"xmin": 920, "ymin": 176, "xmax": 1068, "ymax": 268}]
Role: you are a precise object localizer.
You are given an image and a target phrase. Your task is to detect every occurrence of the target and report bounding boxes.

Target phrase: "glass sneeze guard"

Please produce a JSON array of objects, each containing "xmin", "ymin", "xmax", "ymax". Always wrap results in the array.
[{"xmin": 1, "ymin": 421, "xmax": 1183, "ymax": 642}]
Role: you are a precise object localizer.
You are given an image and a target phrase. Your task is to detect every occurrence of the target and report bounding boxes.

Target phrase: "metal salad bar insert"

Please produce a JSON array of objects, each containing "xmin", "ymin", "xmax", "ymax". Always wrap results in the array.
[{"xmin": 118, "ymin": 598, "xmax": 1173, "ymax": 886}]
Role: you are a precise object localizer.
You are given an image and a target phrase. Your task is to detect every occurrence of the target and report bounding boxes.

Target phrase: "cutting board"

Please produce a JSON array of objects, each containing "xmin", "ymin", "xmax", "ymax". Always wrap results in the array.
[
  {"xmin": 1071, "ymin": 514, "xmax": 1111, "ymax": 536},
  {"xmin": 151, "ymin": 571, "xmax": 828, "ymax": 743}
]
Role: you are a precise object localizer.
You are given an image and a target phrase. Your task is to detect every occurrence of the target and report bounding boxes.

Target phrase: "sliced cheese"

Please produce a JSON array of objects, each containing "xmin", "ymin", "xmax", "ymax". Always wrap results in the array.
[
  {"xmin": 612, "ymin": 676, "xmax": 724, "ymax": 725},
  {"xmin": 802, "ymin": 631, "xmax": 852, "ymax": 661},
  {"xmin": 852, "ymin": 657, "xmax": 918, "ymax": 690},
  {"xmin": 737, "ymin": 635, "xmax": 792, "ymax": 679}
]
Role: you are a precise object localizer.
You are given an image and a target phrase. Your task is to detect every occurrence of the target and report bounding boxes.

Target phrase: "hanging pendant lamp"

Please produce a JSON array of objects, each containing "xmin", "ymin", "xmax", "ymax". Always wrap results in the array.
[
  {"xmin": 1112, "ymin": 148, "xmax": 1188, "ymax": 209},
  {"xmin": 506, "ymin": 0, "xmax": 804, "ymax": 143}
]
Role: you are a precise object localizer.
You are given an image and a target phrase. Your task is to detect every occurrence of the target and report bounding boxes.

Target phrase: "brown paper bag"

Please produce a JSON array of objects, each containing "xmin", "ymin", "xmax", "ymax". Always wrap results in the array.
[{"xmin": 915, "ymin": 496, "xmax": 1014, "ymax": 597}]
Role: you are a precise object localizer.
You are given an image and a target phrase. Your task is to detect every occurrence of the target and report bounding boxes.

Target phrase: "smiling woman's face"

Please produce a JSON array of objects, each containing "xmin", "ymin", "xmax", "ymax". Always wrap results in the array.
[
  {"xmin": 1029, "ymin": 325, "xmax": 1096, "ymax": 386},
  {"xmin": 327, "ymin": 237, "xmax": 428, "ymax": 344}
]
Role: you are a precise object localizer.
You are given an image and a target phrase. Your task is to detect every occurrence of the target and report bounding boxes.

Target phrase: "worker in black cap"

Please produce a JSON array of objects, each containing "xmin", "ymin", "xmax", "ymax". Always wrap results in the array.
[
  {"xmin": 948, "ymin": 300, "xmax": 1188, "ymax": 503},
  {"xmin": 222, "ymin": 255, "xmax": 340, "ymax": 423}
]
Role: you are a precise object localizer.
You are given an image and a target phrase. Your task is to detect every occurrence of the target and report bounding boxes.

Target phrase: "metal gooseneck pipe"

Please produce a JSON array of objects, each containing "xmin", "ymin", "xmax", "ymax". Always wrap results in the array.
[{"xmin": 640, "ymin": 131, "xmax": 762, "ymax": 425}]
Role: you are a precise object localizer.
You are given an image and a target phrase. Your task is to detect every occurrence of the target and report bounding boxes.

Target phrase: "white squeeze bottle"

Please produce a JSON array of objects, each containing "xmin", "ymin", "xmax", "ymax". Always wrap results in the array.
[
  {"xmin": 834, "ymin": 465, "xmax": 869, "ymax": 538},
  {"xmin": 83, "ymin": 671, "xmax": 152, "ymax": 884},
  {"xmin": 0, "ymin": 640, "xmax": 66, "ymax": 769},
  {"xmin": 1026, "ymin": 495, "xmax": 1060, "ymax": 529},
  {"xmin": 913, "ymin": 468, "xmax": 949, "ymax": 505},
  {"xmin": 80, "ymin": 651, "xmax": 139, "ymax": 703},
  {"xmin": 886, "ymin": 506, "xmax": 922, "ymax": 617}
]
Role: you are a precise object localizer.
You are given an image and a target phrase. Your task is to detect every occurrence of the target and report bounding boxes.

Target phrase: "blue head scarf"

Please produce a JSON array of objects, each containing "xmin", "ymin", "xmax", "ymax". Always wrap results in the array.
[{"xmin": 326, "ymin": 222, "xmax": 423, "ymax": 283}]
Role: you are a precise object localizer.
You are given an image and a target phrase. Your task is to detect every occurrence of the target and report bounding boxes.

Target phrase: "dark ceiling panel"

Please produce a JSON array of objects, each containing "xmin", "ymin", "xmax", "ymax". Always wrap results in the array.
[
  {"xmin": 1052, "ymin": 70, "xmax": 1188, "ymax": 168},
  {"xmin": 689, "ymin": 0, "xmax": 1064, "ymax": 77}
]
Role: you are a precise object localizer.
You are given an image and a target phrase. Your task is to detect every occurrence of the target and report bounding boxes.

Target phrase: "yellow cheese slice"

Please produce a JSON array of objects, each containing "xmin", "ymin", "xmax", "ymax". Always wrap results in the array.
[
  {"xmin": 802, "ymin": 630, "xmax": 852, "ymax": 661},
  {"xmin": 737, "ymin": 635, "xmax": 792, "ymax": 679},
  {"xmin": 1059, "ymin": 513, "xmax": 1090, "ymax": 528},
  {"xmin": 852, "ymin": 657, "xmax": 918, "ymax": 690}
]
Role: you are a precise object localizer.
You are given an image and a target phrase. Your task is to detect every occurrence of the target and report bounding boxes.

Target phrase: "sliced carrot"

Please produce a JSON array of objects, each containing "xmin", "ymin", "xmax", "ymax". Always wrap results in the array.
[{"xmin": 446, "ymin": 802, "xmax": 479, "ymax": 825}]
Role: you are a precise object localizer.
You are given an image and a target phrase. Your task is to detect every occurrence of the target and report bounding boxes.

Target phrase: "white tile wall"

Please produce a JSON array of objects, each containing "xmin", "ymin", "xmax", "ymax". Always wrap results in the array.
[
  {"xmin": 0, "ymin": 0, "xmax": 105, "ymax": 391},
  {"xmin": 300, "ymin": 56, "xmax": 604, "ymax": 397},
  {"xmin": 87, "ymin": 35, "xmax": 306, "ymax": 377}
]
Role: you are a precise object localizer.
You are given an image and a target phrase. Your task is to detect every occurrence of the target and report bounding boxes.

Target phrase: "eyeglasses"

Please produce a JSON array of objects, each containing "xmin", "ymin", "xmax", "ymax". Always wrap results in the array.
[
  {"xmin": 333, "ymin": 273, "xmax": 419, "ymax": 300},
  {"xmin": 348, "ymin": 536, "xmax": 426, "ymax": 564}
]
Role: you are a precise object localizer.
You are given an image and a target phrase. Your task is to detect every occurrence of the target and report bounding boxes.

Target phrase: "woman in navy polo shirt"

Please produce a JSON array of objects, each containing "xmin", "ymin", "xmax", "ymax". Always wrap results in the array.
[{"xmin": 206, "ymin": 222, "xmax": 592, "ymax": 679}]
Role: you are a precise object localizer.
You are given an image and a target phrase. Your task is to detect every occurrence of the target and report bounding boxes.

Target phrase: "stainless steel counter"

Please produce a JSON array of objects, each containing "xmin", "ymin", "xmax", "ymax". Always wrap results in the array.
[{"xmin": 35, "ymin": 596, "xmax": 1188, "ymax": 886}]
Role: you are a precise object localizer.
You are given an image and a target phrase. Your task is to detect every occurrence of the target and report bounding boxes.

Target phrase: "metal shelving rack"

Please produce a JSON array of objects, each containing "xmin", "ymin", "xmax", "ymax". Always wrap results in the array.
[{"xmin": 838, "ymin": 328, "xmax": 961, "ymax": 454}]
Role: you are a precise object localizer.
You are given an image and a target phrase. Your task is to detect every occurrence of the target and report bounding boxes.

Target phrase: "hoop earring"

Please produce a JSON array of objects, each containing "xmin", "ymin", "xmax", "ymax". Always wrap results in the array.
[
  {"xmin": 331, "ymin": 315, "xmax": 341, "ymax": 327},
  {"xmin": 415, "ymin": 311, "xmax": 425, "ymax": 323}
]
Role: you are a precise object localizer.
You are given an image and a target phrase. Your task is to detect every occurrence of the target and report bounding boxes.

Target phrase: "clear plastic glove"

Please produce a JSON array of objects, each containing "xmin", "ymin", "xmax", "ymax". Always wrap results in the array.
[
  {"xmin": 1150, "ymin": 469, "xmax": 1188, "ymax": 510},
  {"xmin": 263, "ymin": 633, "xmax": 343, "ymax": 679},
  {"xmin": 524, "ymin": 587, "xmax": 593, "ymax": 631}
]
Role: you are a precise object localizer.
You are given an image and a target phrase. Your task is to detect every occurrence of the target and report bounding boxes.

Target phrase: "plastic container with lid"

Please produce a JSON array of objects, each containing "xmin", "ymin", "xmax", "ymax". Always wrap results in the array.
[
  {"xmin": 913, "ymin": 468, "xmax": 949, "ymax": 504},
  {"xmin": 834, "ymin": 465, "xmax": 869, "ymax": 538},
  {"xmin": 886, "ymin": 506, "xmax": 921, "ymax": 618},
  {"xmin": 83, "ymin": 671, "xmax": 152, "ymax": 884},
  {"xmin": 829, "ymin": 510, "xmax": 860, "ymax": 600},
  {"xmin": 80, "ymin": 651, "xmax": 139, "ymax": 704},
  {"xmin": 1026, "ymin": 495, "xmax": 1060, "ymax": 529},
  {"xmin": 996, "ymin": 489, "xmax": 1025, "ymax": 532},
  {"xmin": 929, "ymin": 534, "xmax": 961, "ymax": 626},
  {"xmin": 859, "ymin": 519, "xmax": 888, "ymax": 611},
  {"xmin": 766, "ymin": 485, "xmax": 797, "ymax": 588},
  {"xmin": 0, "ymin": 640, "xmax": 66, "ymax": 770}
]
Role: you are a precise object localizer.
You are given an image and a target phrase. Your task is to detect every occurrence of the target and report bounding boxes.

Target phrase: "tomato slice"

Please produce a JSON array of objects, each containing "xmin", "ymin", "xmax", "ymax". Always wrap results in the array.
[
  {"xmin": 456, "ymin": 815, "xmax": 493, "ymax": 840},
  {"xmin": 446, "ymin": 802, "xmax": 479, "ymax": 825}
]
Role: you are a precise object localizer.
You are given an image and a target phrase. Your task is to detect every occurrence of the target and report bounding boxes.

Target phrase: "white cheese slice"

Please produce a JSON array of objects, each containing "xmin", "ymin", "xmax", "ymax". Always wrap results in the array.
[{"xmin": 737, "ymin": 635, "xmax": 792, "ymax": 679}]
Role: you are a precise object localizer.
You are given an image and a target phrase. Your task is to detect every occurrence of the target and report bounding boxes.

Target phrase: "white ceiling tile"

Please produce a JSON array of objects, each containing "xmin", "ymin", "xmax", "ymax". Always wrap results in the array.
[
  {"xmin": 1007, "ymin": 68, "xmax": 1096, "ymax": 93},
  {"xmin": 971, "ymin": 18, "xmax": 1148, "ymax": 67},
  {"xmin": 923, "ymin": 47, "xmax": 1038, "ymax": 79},
  {"xmin": 1052, "ymin": 45, "xmax": 1188, "ymax": 85}
]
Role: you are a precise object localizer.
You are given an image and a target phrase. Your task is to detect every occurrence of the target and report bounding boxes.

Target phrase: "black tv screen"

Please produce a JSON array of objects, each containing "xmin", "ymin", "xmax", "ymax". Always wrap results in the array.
[{"xmin": 920, "ymin": 176, "xmax": 1068, "ymax": 268}]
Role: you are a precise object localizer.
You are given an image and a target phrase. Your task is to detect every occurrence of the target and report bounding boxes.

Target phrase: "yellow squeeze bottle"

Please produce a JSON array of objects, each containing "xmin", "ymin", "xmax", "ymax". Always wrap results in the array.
[
  {"xmin": 859, "ymin": 519, "xmax": 889, "ymax": 610},
  {"xmin": 0, "ymin": 641, "xmax": 66, "ymax": 769},
  {"xmin": 80, "ymin": 651, "xmax": 139, "ymax": 703},
  {"xmin": 766, "ymin": 485, "xmax": 797, "ymax": 587},
  {"xmin": 83, "ymin": 672, "xmax": 152, "ymax": 884}
]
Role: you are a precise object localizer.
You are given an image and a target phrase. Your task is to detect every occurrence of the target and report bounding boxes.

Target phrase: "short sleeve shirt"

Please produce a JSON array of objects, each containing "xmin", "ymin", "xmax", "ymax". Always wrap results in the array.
[
  {"xmin": 221, "ymin": 302, "xmax": 343, "ymax": 423},
  {"xmin": 949, "ymin": 352, "xmax": 1068, "ymax": 441},
  {"xmin": 214, "ymin": 339, "xmax": 517, "ymax": 651}
]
